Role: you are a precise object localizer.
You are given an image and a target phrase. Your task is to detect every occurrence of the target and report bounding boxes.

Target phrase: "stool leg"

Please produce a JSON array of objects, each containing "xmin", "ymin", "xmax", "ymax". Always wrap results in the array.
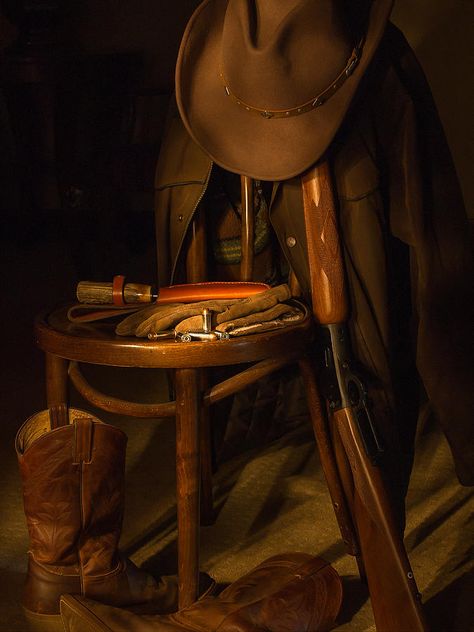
[
  {"xmin": 299, "ymin": 357, "xmax": 360, "ymax": 557},
  {"xmin": 175, "ymin": 368, "xmax": 201, "ymax": 609},
  {"xmin": 200, "ymin": 370, "xmax": 215, "ymax": 526},
  {"xmin": 45, "ymin": 353, "xmax": 68, "ymax": 408}
]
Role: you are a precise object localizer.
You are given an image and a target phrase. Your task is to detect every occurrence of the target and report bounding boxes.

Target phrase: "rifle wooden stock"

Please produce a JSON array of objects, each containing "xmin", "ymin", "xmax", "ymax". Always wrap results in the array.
[
  {"xmin": 335, "ymin": 406, "xmax": 426, "ymax": 631},
  {"xmin": 301, "ymin": 162, "xmax": 428, "ymax": 631}
]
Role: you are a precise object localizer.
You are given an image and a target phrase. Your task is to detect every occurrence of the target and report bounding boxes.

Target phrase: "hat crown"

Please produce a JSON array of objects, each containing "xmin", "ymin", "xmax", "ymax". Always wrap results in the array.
[
  {"xmin": 222, "ymin": 0, "xmax": 353, "ymax": 110},
  {"xmin": 175, "ymin": 0, "xmax": 393, "ymax": 180}
]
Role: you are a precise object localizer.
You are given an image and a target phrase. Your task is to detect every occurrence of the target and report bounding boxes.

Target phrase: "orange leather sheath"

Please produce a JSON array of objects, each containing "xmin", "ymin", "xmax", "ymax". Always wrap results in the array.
[{"xmin": 156, "ymin": 281, "xmax": 269, "ymax": 304}]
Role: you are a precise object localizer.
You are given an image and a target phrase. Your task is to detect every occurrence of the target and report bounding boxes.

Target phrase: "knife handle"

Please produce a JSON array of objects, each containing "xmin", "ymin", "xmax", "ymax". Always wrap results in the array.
[{"xmin": 76, "ymin": 276, "xmax": 156, "ymax": 305}]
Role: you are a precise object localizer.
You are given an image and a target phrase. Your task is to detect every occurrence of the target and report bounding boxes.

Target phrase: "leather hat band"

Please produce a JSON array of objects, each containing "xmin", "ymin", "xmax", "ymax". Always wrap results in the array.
[{"xmin": 220, "ymin": 40, "xmax": 363, "ymax": 120}]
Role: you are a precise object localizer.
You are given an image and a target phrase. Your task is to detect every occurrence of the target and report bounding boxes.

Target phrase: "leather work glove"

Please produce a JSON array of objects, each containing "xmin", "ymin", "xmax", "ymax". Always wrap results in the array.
[
  {"xmin": 115, "ymin": 284, "xmax": 304, "ymax": 338},
  {"xmin": 175, "ymin": 301, "xmax": 304, "ymax": 336}
]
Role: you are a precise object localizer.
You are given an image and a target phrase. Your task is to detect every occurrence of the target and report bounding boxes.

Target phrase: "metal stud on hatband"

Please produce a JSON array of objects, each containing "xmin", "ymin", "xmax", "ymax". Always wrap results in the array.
[{"xmin": 346, "ymin": 57, "xmax": 358, "ymax": 76}]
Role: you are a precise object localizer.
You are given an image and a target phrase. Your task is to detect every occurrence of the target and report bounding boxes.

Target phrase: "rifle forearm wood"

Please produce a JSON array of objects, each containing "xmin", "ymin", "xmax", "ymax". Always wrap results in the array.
[{"xmin": 301, "ymin": 163, "xmax": 349, "ymax": 324}]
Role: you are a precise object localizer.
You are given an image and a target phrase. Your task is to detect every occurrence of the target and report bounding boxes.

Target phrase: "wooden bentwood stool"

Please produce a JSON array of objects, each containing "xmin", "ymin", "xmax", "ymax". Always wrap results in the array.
[
  {"xmin": 34, "ymin": 174, "xmax": 317, "ymax": 611},
  {"xmin": 35, "ymin": 163, "xmax": 426, "ymax": 632}
]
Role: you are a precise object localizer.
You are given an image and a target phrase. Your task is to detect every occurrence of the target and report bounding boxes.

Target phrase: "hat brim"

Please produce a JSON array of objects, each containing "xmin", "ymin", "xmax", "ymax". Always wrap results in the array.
[{"xmin": 176, "ymin": 0, "xmax": 393, "ymax": 181}]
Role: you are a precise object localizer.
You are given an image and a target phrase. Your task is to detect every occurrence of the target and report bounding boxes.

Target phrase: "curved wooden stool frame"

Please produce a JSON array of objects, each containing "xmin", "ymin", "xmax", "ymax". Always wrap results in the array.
[
  {"xmin": 34, "ymin": 165, "xmax": 428, "ymax": 630},
  {"xmin": 35, "ymin": 302, "xmax": 314, "ymax": 609},
  {"xmin": 34, "ymin": 171, "xmax": 316, "ymax": 611}
]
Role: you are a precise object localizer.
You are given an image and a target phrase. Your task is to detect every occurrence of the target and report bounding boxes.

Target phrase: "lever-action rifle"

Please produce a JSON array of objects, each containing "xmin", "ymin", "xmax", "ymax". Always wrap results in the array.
[{"xmin": 301, "ymin": 160, "xmax": 428, "ymax": 631}]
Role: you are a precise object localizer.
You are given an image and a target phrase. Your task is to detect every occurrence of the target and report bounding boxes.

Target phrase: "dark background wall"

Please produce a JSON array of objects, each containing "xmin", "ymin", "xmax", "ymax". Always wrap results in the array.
[{"xmin": 0, "ymin": 0, "xmax": 473, "ymax": 218}]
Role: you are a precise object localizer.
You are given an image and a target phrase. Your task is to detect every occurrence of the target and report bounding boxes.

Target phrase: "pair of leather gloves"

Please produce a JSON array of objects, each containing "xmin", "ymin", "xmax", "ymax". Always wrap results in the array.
[{"xmin": 115, "ymin": 284, "xmax": 305, "ymax": 338}]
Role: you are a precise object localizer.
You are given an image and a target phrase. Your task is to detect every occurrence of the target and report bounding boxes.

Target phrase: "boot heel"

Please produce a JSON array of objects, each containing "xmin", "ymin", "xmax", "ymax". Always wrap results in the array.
[{"xmin": 23, "ymin": 555, "xmax": 81, "ymax": 615}]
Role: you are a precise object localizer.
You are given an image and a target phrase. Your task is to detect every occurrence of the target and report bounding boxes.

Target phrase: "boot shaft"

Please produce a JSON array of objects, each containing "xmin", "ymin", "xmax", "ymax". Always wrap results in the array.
[
  {"xmin": 16, "ymin": 408, "xmax": 127, "ymax": 573},
  {"xmin": 16, "ymin": 408, "xmax": 175, "ymax": 616}
]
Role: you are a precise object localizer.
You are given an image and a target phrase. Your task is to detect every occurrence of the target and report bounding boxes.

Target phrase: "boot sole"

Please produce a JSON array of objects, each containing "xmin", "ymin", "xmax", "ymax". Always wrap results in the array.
[{"xmin": 60, "ymin": 595, "xmax": 112, "ymax": 632}]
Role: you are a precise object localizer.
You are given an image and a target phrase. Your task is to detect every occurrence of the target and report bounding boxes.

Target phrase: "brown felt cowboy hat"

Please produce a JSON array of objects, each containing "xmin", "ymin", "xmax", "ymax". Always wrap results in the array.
[{"xmin": 176, "ymin": 0, "xmax": 393, "ymax": 181}]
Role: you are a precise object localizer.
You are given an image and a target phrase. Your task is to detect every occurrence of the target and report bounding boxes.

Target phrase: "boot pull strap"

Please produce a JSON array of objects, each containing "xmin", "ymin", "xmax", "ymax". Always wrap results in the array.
[
  {"xmin": 49, "ymin": 403, "xmax": 69, "ymax": 429},
  {"xmin": 73, "ymin": 417, "xmax": 94, "ymax": 464}
]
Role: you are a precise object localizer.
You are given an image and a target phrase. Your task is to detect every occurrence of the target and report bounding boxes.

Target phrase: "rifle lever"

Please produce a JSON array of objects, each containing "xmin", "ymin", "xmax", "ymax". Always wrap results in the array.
[{"xmin": 318, "ymin": 323, "xmax": 384, "ymax": 462}]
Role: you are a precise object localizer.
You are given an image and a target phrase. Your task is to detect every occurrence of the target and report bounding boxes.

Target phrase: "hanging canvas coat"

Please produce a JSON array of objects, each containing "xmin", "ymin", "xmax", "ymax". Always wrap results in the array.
[{"xmin": 153, "ymin": 24, "xmax": 474, "ymax": 498}]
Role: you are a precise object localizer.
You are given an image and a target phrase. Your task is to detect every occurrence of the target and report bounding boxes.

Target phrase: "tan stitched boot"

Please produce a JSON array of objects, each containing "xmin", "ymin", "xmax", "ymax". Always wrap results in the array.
[
  {"xmin": 16, "ymin": 408, "xmax": 212, "ymax": 620},
  {"xmin": 60, "ymin": 553, "xmax": 343, "ymax": 632}
]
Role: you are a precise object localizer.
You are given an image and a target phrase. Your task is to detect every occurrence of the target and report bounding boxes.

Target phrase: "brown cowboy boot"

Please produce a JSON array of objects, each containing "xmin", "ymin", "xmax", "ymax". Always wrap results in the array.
[
  {"xmin": 16, "ymin": 408, "xmax": 212, "ymax": 620},
  {"xmin": 60, "ymin": 553, "xmax": 343, "ymax": 632}
]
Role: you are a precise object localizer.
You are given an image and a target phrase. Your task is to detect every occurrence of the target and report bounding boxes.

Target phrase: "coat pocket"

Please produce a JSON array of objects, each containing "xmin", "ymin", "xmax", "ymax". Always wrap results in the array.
[{"xmin": 154, "ymin": 115, "xmax": 211, "ymax": 190}]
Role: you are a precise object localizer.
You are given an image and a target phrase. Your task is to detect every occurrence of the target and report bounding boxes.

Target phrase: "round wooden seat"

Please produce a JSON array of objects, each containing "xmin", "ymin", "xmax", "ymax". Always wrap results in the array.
[{"xmin": 35, "ymin": 301, "xmax": 314, "ymax": 369}]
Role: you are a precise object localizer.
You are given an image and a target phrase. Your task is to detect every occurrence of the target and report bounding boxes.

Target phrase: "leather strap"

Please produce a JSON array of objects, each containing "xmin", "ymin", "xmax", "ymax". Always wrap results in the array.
[
  {"xmin": 73, "ymin": 418, "xmax": 94, "ymax": 464},
  {"xmin": 49, "ymin": 403, "xmax": 69, "ymax": 429},
  {"xmin": 112, "ymin": 275, "xmax": 126, "ymax": 306},
  {"xmin": 67, "ymin": 303, "xmax": 143, "ymax": 323}
]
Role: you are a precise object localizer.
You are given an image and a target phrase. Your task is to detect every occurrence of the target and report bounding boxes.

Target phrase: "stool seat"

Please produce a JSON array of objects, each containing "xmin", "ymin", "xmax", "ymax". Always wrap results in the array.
[{"xmin": 35, "ymin": 302, "xmax": 314, "ymax": 368}]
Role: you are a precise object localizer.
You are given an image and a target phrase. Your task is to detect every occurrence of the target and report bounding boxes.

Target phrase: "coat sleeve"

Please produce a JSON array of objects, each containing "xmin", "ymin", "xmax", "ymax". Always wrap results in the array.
[
  {"xmin": 373, "ymin": 24, "xmax": 474, "ymax": 485},
  {"xmin": 154, "ymin": 95, "xmax": 213, "ymax": 285}
]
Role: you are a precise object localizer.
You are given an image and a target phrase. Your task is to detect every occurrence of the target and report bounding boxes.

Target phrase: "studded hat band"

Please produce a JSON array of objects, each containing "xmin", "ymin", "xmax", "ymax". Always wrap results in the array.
[{"xmin": 220, "ymin": 40, "xmax": 363, "ymax": 119}]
